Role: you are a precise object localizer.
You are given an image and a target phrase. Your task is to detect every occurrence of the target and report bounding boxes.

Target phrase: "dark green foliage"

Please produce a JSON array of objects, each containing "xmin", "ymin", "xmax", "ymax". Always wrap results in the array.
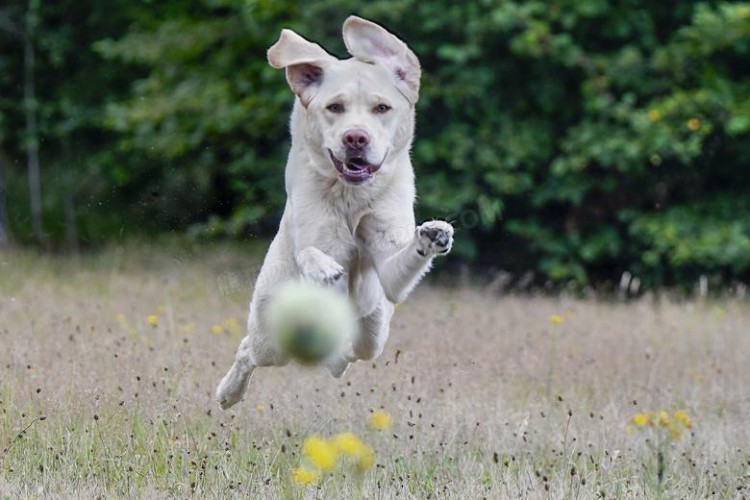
[{"xmin": 1, "ymin": 0, "xmax": 749, "ymax": 288}]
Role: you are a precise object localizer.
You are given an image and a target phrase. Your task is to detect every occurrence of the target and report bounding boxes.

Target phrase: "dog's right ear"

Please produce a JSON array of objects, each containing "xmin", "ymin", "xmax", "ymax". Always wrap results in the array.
[{"xmin": 268, "ymin": 29, "xmax": 337, "ymax": 107}]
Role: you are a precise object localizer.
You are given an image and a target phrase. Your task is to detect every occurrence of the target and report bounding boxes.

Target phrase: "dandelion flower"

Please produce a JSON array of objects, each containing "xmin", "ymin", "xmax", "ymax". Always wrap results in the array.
[
  {"xmin": 549, "ymin": 314, "xmax": 566, "ymax": 325},
  {"xmin": 211, "ymin": 324, "xmax": 223, "ymax": 335},
  {"xmin": 147, "ymin": 315, "xmax": 158, "ymax": 327},
  {"xmin": 674, "ymin": 410, "xmax": 692, "ymax": 429},
  {"xmin": 667, "ymin": 422, "xmax": 684, "ymax": 441},
  {"xmin": 179, "ymin": 322, "xmax": 196, "ymax": 334},
  {"xmin": 333, "ymin": 433, "xmax": 375, "ymax": 472},
  {"xmin": 632, "ymin": 412, "xmax": 650, "ymax": 428},
  {"xmin": 292, "ymin": 467, "xmax": 319, "ymax": 485},
  {"xmin": 224, "ymin": 317, "xmax": 243, "ymax": 336},
  {"xmin": 370, "ymin": 410, "xmax": 393, "ymax": 431},
  {"xmin": 302, "ymin": 436, "xmax": 337, "ymax": 471},
  {"xmin": 648, "ymin": 110, "xmax": 661, "ymax": 122},
  {"xmin": 356, "ymin": 444, "xmax": 375, "ymax": 472},
  {"xmin": 687, "ymin": 118, "xmax": 701, "ymax": 131},
  {"xmin": 333, "ymin": 433, "xmax": 366, "ymax": 456},
  {"xmin": 657, "ymin": 410, "xmax": 670, "ymax": 427}
]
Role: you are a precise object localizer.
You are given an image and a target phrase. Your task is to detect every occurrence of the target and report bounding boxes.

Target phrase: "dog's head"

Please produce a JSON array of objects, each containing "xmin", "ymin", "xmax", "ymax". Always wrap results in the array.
[{"xmin": 268, "ymin": 17, "xmax": 421, "ymax": 186}]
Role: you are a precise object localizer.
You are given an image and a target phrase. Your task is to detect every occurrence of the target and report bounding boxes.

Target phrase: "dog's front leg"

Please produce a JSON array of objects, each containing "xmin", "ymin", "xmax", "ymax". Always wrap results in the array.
[
  {"xmin": 373, "ymin": 220, "xmax": 454, "ymax": 304},
  {"xmin": 296, "ymin": 246, "xmax": 345, "ymax": 286}
]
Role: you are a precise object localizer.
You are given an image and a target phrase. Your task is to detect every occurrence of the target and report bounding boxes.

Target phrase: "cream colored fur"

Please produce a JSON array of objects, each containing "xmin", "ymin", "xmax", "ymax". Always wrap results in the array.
[{"xmin": 216, "ymin": 16, "xmax": 453, "ymax": 410}]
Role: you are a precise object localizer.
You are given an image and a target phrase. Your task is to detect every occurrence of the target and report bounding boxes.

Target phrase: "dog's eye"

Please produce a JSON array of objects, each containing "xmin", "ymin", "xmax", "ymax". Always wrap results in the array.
[
  {"xmin": 326, "ymin": 103, "xmax": 345, "ymax": 114},
  {"xmin": 373, "ymin": 103, "xmax": 392, "ymax": 114}
]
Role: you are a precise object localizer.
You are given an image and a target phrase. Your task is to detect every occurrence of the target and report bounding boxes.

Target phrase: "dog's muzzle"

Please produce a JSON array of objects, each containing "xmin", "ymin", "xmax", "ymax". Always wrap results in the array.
[{"xmin": 328, "ymin": 150, "xmax": 382, "ymax": 185}]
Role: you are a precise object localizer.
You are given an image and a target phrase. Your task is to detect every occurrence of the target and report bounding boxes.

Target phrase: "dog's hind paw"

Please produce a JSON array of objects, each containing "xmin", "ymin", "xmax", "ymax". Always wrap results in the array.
[
  {"xmin": 215, "ymin": 363, "xmax": 254, "ymax": 410},
  {"xmin": 326, "ymin": 356, "xmax": 351, "ymax": 378},
  {"xmin": 416, "ymin": 220, "xmax": 454, "ymax": 257}
]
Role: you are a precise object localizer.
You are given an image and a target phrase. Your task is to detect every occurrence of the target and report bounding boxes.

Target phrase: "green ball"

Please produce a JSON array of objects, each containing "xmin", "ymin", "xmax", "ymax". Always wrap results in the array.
[{"xmin": 268, "ymin": 281, "xmax": 356, "ymax": 365}]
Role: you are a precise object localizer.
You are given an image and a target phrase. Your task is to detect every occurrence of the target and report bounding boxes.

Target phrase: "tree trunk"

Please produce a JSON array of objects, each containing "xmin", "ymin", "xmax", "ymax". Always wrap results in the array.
[
  {"xmin": 0, "ymin": 151, "xmax": 10, "ymax": 247},
  {"xmin": 62, "ymin": 137, "xmax": 78, "ymax": 252},
  {"xmin": 24, "ymin": 0, "xmax": 44, "ymax": 245}
]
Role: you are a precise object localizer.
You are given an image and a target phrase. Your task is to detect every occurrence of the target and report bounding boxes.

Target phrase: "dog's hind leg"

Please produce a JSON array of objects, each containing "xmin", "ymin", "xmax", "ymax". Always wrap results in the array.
[
  {"xmin": 350, "ymin": 299, "xmax": 395, "ymax": 363},
  {"xmin": 216, "ymin": 312, "xmax": 287, "ymax": 410},
  {"xmin": 216, "ymin": 334, "xmax": 256, "ymax": 410},
  {"xmin": 326, "ymin": 355, "xmax": 351, "ymax": 378},
  {"xmin": 326, "ymin": 295, "xmax": 394, "ymax": 377}
]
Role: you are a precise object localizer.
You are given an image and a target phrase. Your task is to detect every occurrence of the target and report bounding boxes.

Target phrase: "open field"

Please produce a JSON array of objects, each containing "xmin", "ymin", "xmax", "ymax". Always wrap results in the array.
[{"xmin": 1, "ymin": 243, "xmax": 749, "ymax": 498}]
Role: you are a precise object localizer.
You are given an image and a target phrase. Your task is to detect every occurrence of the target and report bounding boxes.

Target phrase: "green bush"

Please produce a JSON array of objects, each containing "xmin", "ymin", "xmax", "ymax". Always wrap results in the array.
[{"xmin": 2, "ymin": 0, "xmax": 749, "ymax": 288}]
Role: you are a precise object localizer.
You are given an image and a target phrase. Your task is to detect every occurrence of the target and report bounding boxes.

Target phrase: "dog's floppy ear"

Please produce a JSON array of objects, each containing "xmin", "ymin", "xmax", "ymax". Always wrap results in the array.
[
  {"xmin": 342, "ymin": 16, "xmax": 421, "ymax": 105},
  {"xmin": 268, "ymin": 29, "xmax": 337, "ymax": 107}
]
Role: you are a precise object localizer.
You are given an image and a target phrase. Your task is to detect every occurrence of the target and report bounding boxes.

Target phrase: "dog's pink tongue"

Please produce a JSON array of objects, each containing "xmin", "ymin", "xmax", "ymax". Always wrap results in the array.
[{"xmin": 347, "ymin": 158, "xmax": 368, "ymax": 171}]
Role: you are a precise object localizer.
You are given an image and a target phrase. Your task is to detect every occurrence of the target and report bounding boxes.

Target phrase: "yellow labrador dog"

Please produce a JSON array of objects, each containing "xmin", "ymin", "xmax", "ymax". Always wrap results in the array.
[{"xmin": 216, "ymin": 16, "xmax": 453, "ymax": 409}]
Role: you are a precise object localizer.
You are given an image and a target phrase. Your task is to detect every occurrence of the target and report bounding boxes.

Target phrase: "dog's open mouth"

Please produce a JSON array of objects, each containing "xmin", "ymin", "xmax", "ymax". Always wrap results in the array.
[{"xmin": 328, "ymin": 150, "xmax": 380, "ymax": 184}]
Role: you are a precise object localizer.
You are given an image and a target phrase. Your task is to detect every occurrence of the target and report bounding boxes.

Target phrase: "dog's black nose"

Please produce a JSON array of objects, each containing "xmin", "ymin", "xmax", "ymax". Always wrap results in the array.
[{"xmin": 343, "ymin": 129, "xmax": 370, "ymax": 150}]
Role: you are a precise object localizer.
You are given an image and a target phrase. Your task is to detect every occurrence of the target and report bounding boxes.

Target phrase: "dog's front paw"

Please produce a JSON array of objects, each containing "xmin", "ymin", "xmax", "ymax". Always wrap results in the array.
[
  {"xmin": 416, "ymin": 220, "xmax": 454, "ymax": 257},
  {"xmin": 297, "ymin": 247, "xmax": 345, "ymax": 285}
]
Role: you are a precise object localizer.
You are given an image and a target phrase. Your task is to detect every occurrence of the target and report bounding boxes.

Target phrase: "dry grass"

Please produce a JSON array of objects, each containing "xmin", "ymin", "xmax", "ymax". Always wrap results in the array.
[{"xmin": 1, "ymin": 242, "xmax": 749, "ymax": 498}]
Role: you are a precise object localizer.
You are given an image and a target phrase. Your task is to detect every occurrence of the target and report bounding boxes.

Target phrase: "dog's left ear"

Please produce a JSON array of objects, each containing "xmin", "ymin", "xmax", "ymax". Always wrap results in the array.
[{"xmin": 343, "ymin": 16, "xmax": 421, "ymax": 105}]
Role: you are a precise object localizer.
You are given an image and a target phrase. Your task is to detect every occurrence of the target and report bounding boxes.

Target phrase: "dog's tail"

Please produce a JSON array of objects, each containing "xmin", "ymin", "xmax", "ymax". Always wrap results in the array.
[{"xmin": 267, "ymin": 281, "xmax": 357, "ymax": 366}]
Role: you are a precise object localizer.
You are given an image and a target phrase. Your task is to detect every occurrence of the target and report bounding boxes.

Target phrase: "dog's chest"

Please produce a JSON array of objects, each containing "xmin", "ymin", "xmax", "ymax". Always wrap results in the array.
[{"xmin": 325, "ymin": 207, "xmax": 366, "ymax": 266}]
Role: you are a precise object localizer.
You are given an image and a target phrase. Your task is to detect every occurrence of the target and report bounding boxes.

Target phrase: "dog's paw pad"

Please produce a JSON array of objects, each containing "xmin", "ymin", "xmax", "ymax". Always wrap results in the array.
[{"xmin": 416, "ymin": 221, "xmax": 454, "ymax": 257}]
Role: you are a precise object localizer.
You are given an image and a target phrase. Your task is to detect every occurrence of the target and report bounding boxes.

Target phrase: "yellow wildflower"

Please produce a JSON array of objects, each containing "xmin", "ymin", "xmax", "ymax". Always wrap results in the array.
[
  {"xmin": 648, "ymin": 110, "xmax": 661, "ymax": 122},
  {"xmin": 210, "ymin": 324, "xmax": 223, "ymax": 335},
  {"xmin": 369, "ymin": 410, "xmax": 393, "ymax": 431},
  {"xmin": 333, "ymin": 433, "xmax": 375, "ymax": 472},
  {"xmin": 255, "ymin": 404, "xmax": 266, "ymax": 413},
  {"xmin": 147, "ymin": 315, "xmax": 158, "ymax": 327},
  {"xmin": 179, "ymin": 322, "xmax": 196, "ymax": 334},
  {"xmin": 356, "ymin": 444, "xmax": 375, "ymax": 472},
  {"xmin": 632, "ymin": 412, "xmax": 650, "ymax": 428},
  {"xmin": 674, "ymin": 410, "xmax": 692, "ymax": 429},
  {"xmin": 302, "ymin": 436, "xmax": 337, "ymax": 471},
  {"xmin": 292, "ymin": 467, "xmax": 319, "ymax": 485},
  {"xmin": 333, "ymin": 433, "xmax": 365, "ymax": 456},
  {"xmin": 687, "ymin": 118, "xmax": 701, "ymax": 131},
  {"xmin": 657, "ymin": 410, "xmax": 670, "ymax": 427},
  {"xmin": 223, "ymin": 317, "xmax": 243, "ymax": 336},
  {"xmin": 550, "ymin": 314, "xmax": 566, "ymax": 325},
  {"xmin": 667, "ymin": 422, "xmax": 684, "ymax": 441}
]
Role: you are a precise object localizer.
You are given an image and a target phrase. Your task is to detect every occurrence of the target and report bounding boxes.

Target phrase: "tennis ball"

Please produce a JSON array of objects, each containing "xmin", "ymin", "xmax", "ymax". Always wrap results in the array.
[{"xmin": 268, "ymin": 281, "xmax": 356, "ymax": 365}]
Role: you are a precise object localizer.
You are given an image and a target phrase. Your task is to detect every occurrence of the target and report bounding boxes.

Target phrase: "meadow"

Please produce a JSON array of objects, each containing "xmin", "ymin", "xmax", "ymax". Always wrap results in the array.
[{"xmin": 1, "ymin": 243, "xmax": 748, "ymax": 498}]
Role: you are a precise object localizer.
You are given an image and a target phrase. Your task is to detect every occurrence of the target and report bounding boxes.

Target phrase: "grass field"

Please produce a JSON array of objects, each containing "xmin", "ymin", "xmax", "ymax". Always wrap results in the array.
[{"xmin": 1, "ymin": 242, "xmax": 749, "ymax": 498}]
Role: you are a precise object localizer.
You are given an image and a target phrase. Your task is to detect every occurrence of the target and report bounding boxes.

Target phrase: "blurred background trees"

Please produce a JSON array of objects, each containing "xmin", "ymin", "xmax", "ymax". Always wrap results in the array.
[{"xmin": 0, "ymin": 0, "xmax": 748, "ymax": 289}]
